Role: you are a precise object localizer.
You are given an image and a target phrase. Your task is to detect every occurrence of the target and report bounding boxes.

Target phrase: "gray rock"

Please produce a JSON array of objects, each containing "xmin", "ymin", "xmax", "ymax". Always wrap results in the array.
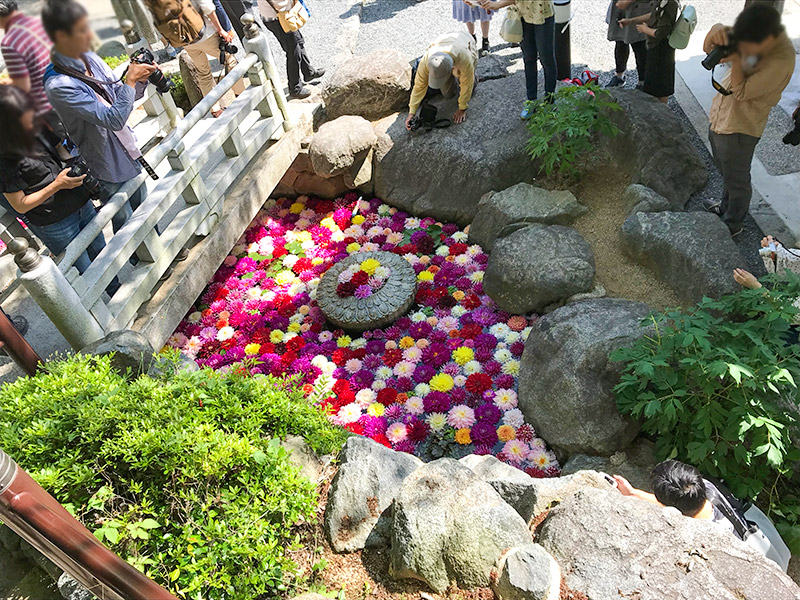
[
  {"xmin": 538, "ymin": 488, "xmax": 800, "ymax": 600},
  {"xmin": 281, "ymin": 434, "xmax": 331, "ymax": 483},
  {"xmin": 323, "ymin": 50, "xmax": 411, "ymax": 121},
  {"xmin": 80, "ymin": 330, "xmax": 155, "ymax": 377},
  {"xmin": 324, "ymin": 436, "xmax": 422, "ymax": 553},
  {"xmin": 57, "ymin": 573, "xmax": 95, "ymax": 600},
  {"xmin": 476, "ymin": 54, "xmax": 510, "ymax": 81},
  {"xmin": 604, "ymin": 90, "xmax": 707, "ymax": 209},
  {"xmin": 562, "ymin": 438, "xmax": 658, "ymax": 492},
  {"xmin": 468, "ymin": 183, "xmax": 587, "ymax": 252},
  {"xmin": 621, "ymin": 211, "xmax": 743, "ymax": 304},
  {"xmin": 96, "ymin": 41, "xmax": 126, "ymax": 60},
  {"xmin": 390, "ymin": 458, "xmax": 532, "ymax": 593},
  {"xmin": 309, "ymin": 116, "xmax": 377, "ymax": 178},
  {"xmin": 146, "ymin": 351, "xmax": 199, "ymax": 378},
  {"xmin": 518, "ymin": 299, "xmax": 651, "ymax": 455},
  {"xmin": 0, "ymin": 523, "xmax": 21, "ymax": 554},
  {"xmin": 460, "ymin": 456, "xmax": 612, "ymax": 521},
  {"xmin": 178, "ymin": 51, "xmax": 203, "ymax": 109},
  {"xmin": 373, "ymin": 71, "xmax": 533, "ymax": 226},
  {"xmin": 484, "ymin": 225, "xmax": 595, "ymax": 314},
  {"xmin": 492, "ymin": 544, "xmax": 561, "ymax": 600},
  {"xmin": 623, "ymin": 183, "xmax": 674, "ymax": 215}
]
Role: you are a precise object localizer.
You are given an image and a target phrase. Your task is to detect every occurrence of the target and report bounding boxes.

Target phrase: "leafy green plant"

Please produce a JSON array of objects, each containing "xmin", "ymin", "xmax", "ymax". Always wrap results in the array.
[
  {"xmin": 169, "ymin": 74, "xmax": 192, "ymax": 112},
  {"xmin": 0, "ymin": 354, "xmax": 348, "ymax": 598},
  {"xmin": 611, "ymin": 272, "xmax": 800, "ymax": 550},
  {"xmin": 103, "ymin": 54, "xmax": 130, "ymax": 70},
  {"xmin": 525, "ymin": 82, "xmax": 621, "ymax": 178}
]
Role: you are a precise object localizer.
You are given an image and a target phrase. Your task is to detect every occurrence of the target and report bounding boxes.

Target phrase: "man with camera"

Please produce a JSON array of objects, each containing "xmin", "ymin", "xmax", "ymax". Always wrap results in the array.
[
  {"xmin": 41, "ymin": 0, "xmax": 157, "ymax": 234},
  {"xmin": 143, "ymin": 0, "xmax": 245, "ymax": 117},
  {"xmin": 702, "ymin": 5, "xmax": 795, "ymax": 237}
]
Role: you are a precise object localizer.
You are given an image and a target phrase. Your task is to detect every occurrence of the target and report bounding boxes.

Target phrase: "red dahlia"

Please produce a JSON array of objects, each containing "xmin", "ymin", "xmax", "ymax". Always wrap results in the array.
[{"xmin": 382, "ymin": 348, "xmax": 403, "ymax": 367}]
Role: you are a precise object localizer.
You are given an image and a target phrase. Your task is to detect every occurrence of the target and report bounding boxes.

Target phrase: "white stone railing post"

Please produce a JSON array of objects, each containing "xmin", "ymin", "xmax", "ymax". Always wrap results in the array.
[
  {"xmin": 8, "ymin": 239, "xmax": 104, "ymax": 349},
  {"xmin": 241, "ymin": 14, "xmax": 293, "ymax": 131}
]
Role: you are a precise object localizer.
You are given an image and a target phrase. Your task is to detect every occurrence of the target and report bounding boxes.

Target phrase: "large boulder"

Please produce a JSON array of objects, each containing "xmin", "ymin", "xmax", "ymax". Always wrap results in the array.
[
  {"xmin": 518, "ymin": 299, "xmax": 651, "ymax": 455},
  {"xmin": 373, "ymin": 71, "xmax": 533, "ymax": 226},
  {"xmin": 468, "ymin": 183, "xmax": 587, "ymax": 252},
  {"xmin": 324, "ymin": 436, "xmax": 421, "ymax": 552},
  {"xmin": 483, "ymin": 225, "xmax": 595, "ymax": 314},
  {"xmin": 621, "ymin": 211, "xmax": 742, "ymax": 304},
  {"xmin": 604, "ymin": 90, "xmax": 707, "ymax": 209},
  {"xmin": 308, "ymin": 115, "xmax": 377, "ymax": 178},
  {"xmin": 562, "ymin": 438, "xmax": 657, "ymax": 492},
  {"xmin": 322, "ymin": 50, "xmax": 412, "ymax": 121},
  {"xmin": 492, "ymin": 544, "xmax": 561, "ymax": 600},
  {"xmin": 623, "ymin": 183, "xmax": 674, "ymax": 216},
  {"xmin": 390, "ymin": 458, "xmax": 531, "ymax": 593},
  {"xmin": 538, "ymin": 488, "xmax": 800, "ymax": 600},
  {"xmin": 80, "ymin": 330, "xmax": 155, "ymax": 377}
]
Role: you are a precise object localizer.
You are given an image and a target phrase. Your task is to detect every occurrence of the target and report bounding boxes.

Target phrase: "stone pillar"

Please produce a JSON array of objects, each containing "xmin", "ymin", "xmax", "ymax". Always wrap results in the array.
[
  {"xmin": 8, "ymin": 239, "xmax": 104, "ymax": 350},
  {"xmin": 110, "ymin": 0, "xmax": 161, "ymax": 47}
]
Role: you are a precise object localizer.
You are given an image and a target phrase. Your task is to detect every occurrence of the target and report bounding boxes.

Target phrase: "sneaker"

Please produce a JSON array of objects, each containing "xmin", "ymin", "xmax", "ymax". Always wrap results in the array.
[
  {"xmin": 520, "ymin": 102, "xmax": 535, "ymax": 120},
  {"xmin": 606, "ymin": 74, "xmax": 625, "ymax": 87},
  {"xmin": 175, "ymin": 247, "xmax": 190, "ymax": 262},
  {"xmin": 702, "ymin": 198, "xmax": 723, "ymax": 215},
  {"xmin": 306, "ymin": 68, "xmax": 326, "ymax": 82},
  {"xmin": 289, "ymin": 86, "xmax": 313, "ymax": 99}
]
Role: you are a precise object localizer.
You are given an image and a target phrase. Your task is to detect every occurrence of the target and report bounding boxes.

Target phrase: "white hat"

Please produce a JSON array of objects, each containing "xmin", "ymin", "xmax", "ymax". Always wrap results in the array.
[{"xmin": 427, "ymin": 52, "xmax": 454, "ymax": 90}]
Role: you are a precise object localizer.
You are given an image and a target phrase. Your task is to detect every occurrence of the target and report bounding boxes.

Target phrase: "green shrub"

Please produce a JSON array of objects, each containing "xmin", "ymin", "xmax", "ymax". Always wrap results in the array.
[
  {"xmin": 169, "ymin": 74, "xmax": 192, "ymax": 113},
  {"xmin": 0, "ymin": 354, "xmax": 348, "ymax": 598},
  {"xmin": 102, "ymin": 54, "xmax": 129, "ymax": 70},
  {"xmin": 611, "ymin": 273, "xmax": 800, "ymax": 551},
  {"xmin": 525, "ymin": 82, "xmax": 621, "ymax": 178}
]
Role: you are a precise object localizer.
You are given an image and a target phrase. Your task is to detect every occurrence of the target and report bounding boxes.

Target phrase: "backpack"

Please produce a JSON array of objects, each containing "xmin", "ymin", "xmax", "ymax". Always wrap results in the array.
[
  {"xmin": 143, "ymin": 0, "xmax": 205, "ymax": 48},
  {"xmin": 704, "ymin": 478, "xmax": 791, "ymax": 572},
  {"xmin": 669, "ymin": 4, "xmax": 697, "ymax": 50}
]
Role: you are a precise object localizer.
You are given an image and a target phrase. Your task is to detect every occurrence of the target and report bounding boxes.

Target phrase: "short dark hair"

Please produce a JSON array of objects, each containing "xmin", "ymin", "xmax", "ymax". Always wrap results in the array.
[
  {"xmin": 649, "ymin": 460, "xmax": 707, "ymax": 517},
  {"xmin": 0, "ymin": 0, "xmax": 18, "ymax": 18},
  {"xmin": 0, "ymin": 86, "xmax": 36, "ymax": 158},
  {"xmin": 41, "ymin": 0, "xmax": 87, "ymax": 41},
  {"xmin": 733, "ymin": 5, "xmax": 784, "ymax": 43}
]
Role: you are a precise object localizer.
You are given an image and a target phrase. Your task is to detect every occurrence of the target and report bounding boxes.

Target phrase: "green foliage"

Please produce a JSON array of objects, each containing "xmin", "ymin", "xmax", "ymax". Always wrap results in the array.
[
  {"xmin": 0, "ymin": 354, "xmax": 348, "ymax": 599},
  {"xmin": 525, "ymin": 83, "xmax": 621, "ymax": 178},
  {"xmin": 169, "ymin": 74, "xmax": 192, "ymax": 112},
  {"xmin": 102, "ymin": 54, "xmax": 130, "ymax": 70},
  {"xmin": 611, "ymin": 272, "xmax": 800, "ymax": 550}
]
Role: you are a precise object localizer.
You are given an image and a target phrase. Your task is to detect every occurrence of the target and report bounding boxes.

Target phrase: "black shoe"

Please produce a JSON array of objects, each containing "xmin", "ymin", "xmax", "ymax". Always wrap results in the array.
[
  {"xmin": 289, "ymin": 86, "xmax": 313, "ymax": 99},
  {"xmin": 728, "ymin": 224, "xmax": 744, "ymax": 237},
  {"xmin": 10, "ymin": 315, "xmax": 28, "ymax": 336},
  {"xmin": 481, "ymin": 37, "xmax": 490, "ymax": 55},
  {"xmin": 702, "ymin": 198, "xmax": 723, "ymax": 215},
  {"xmin": 306, "ymin": 68, "xmax": 325, "ymax": 82},
  {"xmin": 606, "ymin": 74, "xmax": 625, "ymax": 87},
  {"xmin": 175, "ymin": 247, "xmax": 190, "ymax": 262}
]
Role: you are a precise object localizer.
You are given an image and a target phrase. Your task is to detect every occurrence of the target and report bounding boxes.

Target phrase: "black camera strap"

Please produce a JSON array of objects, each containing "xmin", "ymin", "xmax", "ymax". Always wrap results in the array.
[{"xmin": 711, "ymin": 65, "xmax": 733, "ymax": 96}]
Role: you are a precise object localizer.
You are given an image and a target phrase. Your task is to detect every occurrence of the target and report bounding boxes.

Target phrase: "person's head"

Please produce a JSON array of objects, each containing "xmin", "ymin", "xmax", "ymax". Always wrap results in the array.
[
  {"xmin": 42, "ymin": 0, "xmax": 91, "ymax": 56},
  {"xmin": 0, "ymin": 0, "xmax": 18, "ymax": 29},
  {"xmin": 733, "ymin": 4, "xmax": 784, "ymax": 57},
  {"xmin": 427, "ymin": 52, "xmax": 454, "ymax": 91},
  {"xmin": 649, "ymin": 460, "xmax": 707, "ymax": 517},
  {"xmin": 0, "ymin": 86, "xmax": 36, "ymax": 157}
]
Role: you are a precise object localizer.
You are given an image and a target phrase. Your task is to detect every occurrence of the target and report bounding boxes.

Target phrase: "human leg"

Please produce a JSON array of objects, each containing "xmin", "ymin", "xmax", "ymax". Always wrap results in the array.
[
  {"xmin": 294, "ymin": 30, "xmax": 320, "ymax": 81},
  {"xmin": 520, "ymin": 19, "xmax": 540, "ymax": 102},
  {"xmin": 264, "ymin": 19, "xmax": 304, "ymax": 94},
  {"xmin": 631, "ymin": 40, "xmax": 648, "ymax": 81},
  {"xmin": 27, "ymin": 209, "xmax": 93, "ymax": 273},
  {"xmin": 534, "ymin": 16, "xmax": 557, "ymax": 99},
  {"xmin": 466, "ymin": 21, "xmax": 475, "ymax": 36},
  {"xmin": 614, "ymin": 41, "xmax": 630, "ymax": 76},
  {"xmin": 184, "ymin": 38, "xmax": 217, "ymax": 98},
  {"xmin": 720, "ymin": 134, "xmax": 759, "ymax": 232}
]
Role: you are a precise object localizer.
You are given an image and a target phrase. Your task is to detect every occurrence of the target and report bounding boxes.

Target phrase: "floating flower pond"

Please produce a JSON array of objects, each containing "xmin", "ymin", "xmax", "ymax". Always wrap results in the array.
[{"xmin": 168, "ymin": 193, "xmax": 559, "ymax": 476}]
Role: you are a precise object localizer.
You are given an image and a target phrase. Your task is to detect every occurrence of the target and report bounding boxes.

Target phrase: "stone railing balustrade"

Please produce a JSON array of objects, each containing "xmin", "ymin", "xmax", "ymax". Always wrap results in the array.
[{"xmin": 11, "ymin": 16, "xmax": 292, "ymax": 350}]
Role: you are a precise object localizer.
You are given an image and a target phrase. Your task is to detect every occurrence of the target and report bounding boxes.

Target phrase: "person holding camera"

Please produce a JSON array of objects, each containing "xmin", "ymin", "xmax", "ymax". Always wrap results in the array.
[
  {"xmin": 405, "ymin": 30, "xmax": 478, "ymax": 130},
  {"xmin": 0, "ymin": 86, "xmax": 118, "ymax": 293},
  {"xmin": 701, "ymin": 5, "xmax": 795, "ymax": 237},
  {"xmin": 606, "ymin": 0, "xmax": 653, "ymax": 88}
]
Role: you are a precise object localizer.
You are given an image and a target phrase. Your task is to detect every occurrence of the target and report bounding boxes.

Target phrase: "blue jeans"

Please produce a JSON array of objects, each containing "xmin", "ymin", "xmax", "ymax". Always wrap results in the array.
[
  {"xmin": 28, "ymin": 202, "xmax": 121, "ymax": 295},
  {"xmin": 520, "ymin": 16, "xmax": 557, "ymax": 101},
  {"xmin": 99, "ymin": 179, "xmax": 145, "ymax": 233}
]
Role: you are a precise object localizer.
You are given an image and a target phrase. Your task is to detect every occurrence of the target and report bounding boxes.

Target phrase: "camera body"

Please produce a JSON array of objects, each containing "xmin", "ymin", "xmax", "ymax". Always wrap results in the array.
[
  {"xmin": 66, "ymin": 157, "xmax": 102, "ymax": 199},
  {"xmin": 702, "ymin": 34, "xmax": 737, "ymax": 71},
  {"xmin": 218, "ymin": 39, "xmax": 238, "ymax": 63},
  {"xmin": 784, "ymin": 110, "xmax": 800, "ymax": 146},
  {"xmin": 129, "ymin": 48, "xmax": 174, "ymax": 94},
  {"xmin": 409, "ymin": 103, "xmax": 440, "ymax": 132}
]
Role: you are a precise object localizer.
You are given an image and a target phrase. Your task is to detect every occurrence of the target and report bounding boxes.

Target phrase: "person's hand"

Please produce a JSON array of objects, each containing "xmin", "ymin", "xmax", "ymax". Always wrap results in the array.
[
  {"xmin": 219, "ymin": 29, "xmax": 233, "ymax": 43},
  {"xmin": 54, "ymin": 168, "xmax": 86, "ymax": 190},
  {"xmin": 613, "ymin": 475, "xmax": 635, "ymax": 496},
  {"xmin": 761, "ymin": 235, "xmax": 777, "ymax": 248},
  {"xmin": 405, "ymin": 113, "xmax": 414, "ymax": 131},
  {"xmin": 636, "ymin": 24, "xmax": 654, "ymax": 36},
  {"xmin": 453, "ymin": 109, "xmax": 467, "ymax": 124},
  {"xmin": 704, "ymin": 23, "xmax": 732, "ymax": 54},
  {"xmin": 733, "ymin": 268, "xmax": 762, "ymax": 289},
  {"xmin": 479, "ymin": 0, "xmax": 500, "ymax": 11},
  {"xmin": 616, "ymin": 0, "xmax": 634, "ymax": 9},
  {"xmin": 618, "ymin": 17, "xmax": 631, "ymax": 28},
  {"xmin": 126, "ymin": 61, "xmax": 157, "ymax": 85}
]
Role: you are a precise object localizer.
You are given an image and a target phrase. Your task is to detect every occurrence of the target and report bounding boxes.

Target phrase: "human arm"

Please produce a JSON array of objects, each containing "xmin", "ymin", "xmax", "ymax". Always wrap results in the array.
[
  {"xmin": 209, "ymin": 10, "xmax": 233, "ymax": 42},
  {"xmin": 455, "ymin": 52, "xmax": 476, "ymax": 112},
  {"xmin": 2, "ymin": 46, "xmax": 33, "ymax": 93},
  {"xmin": 703, "ymin": 23, "xmax": 730, "ymax": 55},
  {"xmin": 616, "ymin": 0, "xmax": 634, "ymax": 9},
  {"xmin": 613, "ymin": 475, "xmax": 662, "ymax": 507},
  {"xmin": 47, "ymin": 76, "xmax": 140, "ymax": 132},
  {"xmin": 725, "ymin": 50, "xmax": 794, "ymax": 103},
  {"xmin": 619, "ymin": 12, "xmax": 650, "ymax": 27},
  {"xmin": 3, "ymin": 169, "xmax": 85, "ymax": 214},
  {"xmin": 408, "ymin": 57, "xmax": 430, "ymax": 116},
  {"xmin": 646, "ymin": 2, "xmax": 678, "ymax": 42},
  {"xmin": 480, "ymin": 0, "xmax": 516, "ymax": 11}
]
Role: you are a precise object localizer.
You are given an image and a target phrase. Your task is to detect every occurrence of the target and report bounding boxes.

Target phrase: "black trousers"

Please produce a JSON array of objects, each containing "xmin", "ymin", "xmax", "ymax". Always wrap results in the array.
[
  {"xmin": 263, "ymin": 18, "xmax": 313, "ymax": 93},
  {"xmin": 614, "ymin": 40, "xmax": 647, "ymax": 79}
]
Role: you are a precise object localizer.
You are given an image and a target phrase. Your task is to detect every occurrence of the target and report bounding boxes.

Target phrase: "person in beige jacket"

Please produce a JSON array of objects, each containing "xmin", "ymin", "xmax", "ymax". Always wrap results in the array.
[{"xmin": 405, "ymin": 30, "xmax": 478, "ymax": 129}]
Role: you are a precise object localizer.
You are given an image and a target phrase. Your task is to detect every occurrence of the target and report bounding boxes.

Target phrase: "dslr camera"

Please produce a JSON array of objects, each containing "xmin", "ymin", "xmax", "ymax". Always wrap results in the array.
[
  {"xmin": 129, "ymin": 48, "xmax": 174, "ymax": 94},
  {"xmin": 66, "ymin": 157, "xmax": 102, "ymax": 200},
  {"xmin": 409, "ymin": 103, "xmax": 442, "ymax": 132},
  {"xmin": 702, "ymin": 33, "xmax": 737, "ymax": 71},
  {"xmin": 219, "ymin": 39, "xmax": 239, "ymax": 64}
]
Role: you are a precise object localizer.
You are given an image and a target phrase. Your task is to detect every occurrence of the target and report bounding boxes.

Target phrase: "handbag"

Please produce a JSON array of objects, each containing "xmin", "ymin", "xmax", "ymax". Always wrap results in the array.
[
  {"xmin": 272, "ymin": 0, "xmax": 309, "ymax": 33},
  {"xmin": 499, "ymin": 5, "xmax": 523, "ymax": 44}
]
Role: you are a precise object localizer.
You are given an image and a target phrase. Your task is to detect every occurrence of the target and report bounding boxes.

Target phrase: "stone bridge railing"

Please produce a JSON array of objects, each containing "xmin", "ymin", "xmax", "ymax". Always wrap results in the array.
[{"xmin": 10, "ymin": 17, "xmax": 296, "ymax": 351}]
